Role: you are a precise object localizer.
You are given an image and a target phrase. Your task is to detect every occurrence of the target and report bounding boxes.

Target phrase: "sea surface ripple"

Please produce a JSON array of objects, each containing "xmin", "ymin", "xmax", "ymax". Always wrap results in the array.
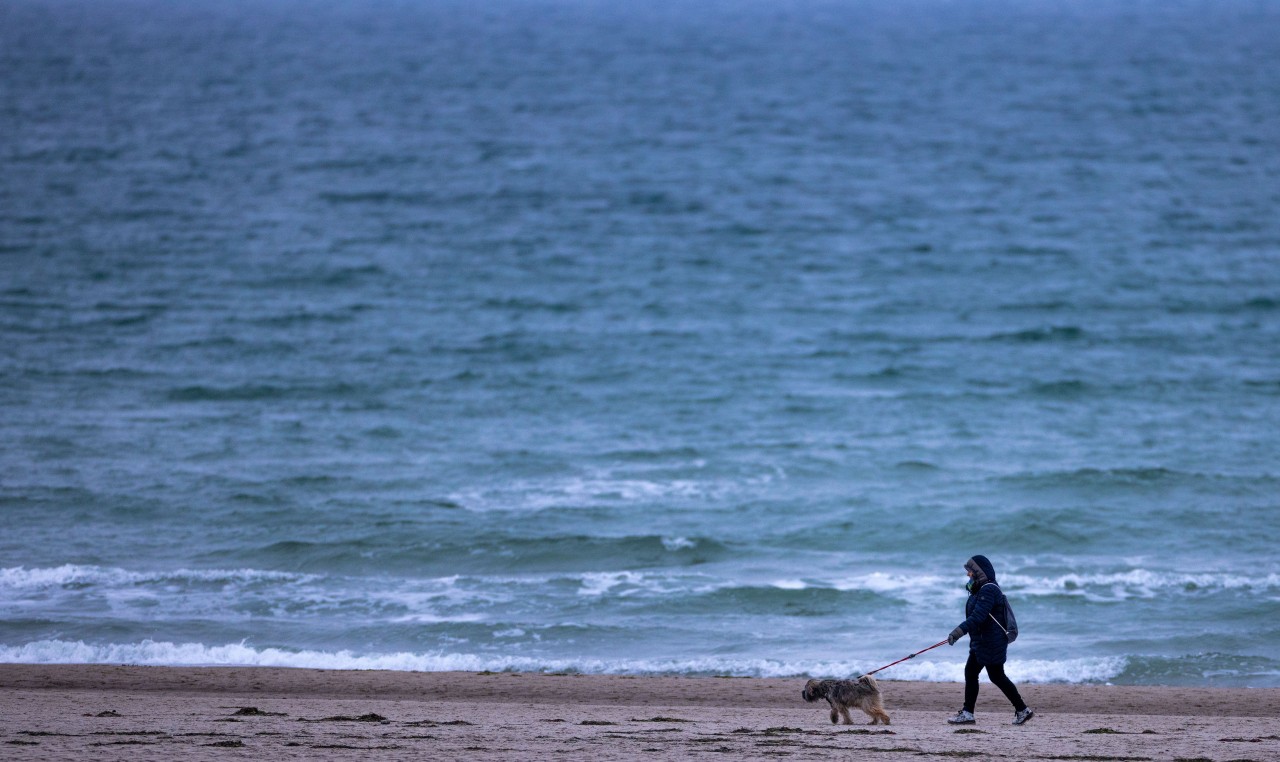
[{"xmin": 2, "ymin": 0, "xmax": 1278, "ymax": 686}]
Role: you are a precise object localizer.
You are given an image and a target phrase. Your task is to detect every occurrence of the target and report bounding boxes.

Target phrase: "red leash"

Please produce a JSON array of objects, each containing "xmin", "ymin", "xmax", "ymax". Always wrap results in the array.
[{"xmin": 858, "ymin": 639, "xmax": 949, "ymax": 678}]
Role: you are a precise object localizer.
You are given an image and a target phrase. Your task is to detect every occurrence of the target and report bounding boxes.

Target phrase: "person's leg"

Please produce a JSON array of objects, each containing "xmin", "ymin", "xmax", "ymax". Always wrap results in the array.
[
  {"xmin": 962, "ymin": 652, "xmax": 982, "ymax": 713},
  {"xmin": 984, "ymin": 662, "xmax": 1027, "ymax": 712}
]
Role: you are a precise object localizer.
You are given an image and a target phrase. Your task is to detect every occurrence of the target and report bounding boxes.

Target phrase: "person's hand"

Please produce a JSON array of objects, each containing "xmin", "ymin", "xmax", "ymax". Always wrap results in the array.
[{"xmin": 948, "ymin": 626, "xmax": 965, "ymax": 645}]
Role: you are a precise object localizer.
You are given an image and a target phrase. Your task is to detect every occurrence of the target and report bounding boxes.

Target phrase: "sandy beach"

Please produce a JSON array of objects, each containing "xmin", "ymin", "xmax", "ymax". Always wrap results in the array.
[{"xmin": 2, "ymin": 665, "xmax": 1278, "ymax": 761}]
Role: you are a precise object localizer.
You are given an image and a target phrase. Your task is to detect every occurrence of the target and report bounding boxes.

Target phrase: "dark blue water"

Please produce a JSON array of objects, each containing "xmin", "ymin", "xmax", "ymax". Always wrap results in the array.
[{"xmin": 2, "ymin": 0, "xmax": 1279, "ymax": 686}]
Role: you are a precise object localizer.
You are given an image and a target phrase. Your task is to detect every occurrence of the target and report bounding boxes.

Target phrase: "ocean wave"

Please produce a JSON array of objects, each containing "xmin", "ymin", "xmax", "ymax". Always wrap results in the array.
[
  {"xmin": 318, "ymin": 190, "xmax": 436, "ymax": 206},
  {"xmin": 1026, "ymin": 379, "xmax": 1091, "ymax": 398},
  {"xmin": 988, "ymin": 325, "xmax": 1086, "ymax": 343},
  {"xmin": 657, "ymin": 584, "xmax": 889, "ymax": 618},
  {"xmin": 1114, "ymin": 652, "xmax": 1280, "ymax": 686},
  {"xmin": 997, "ymin": 466, "xmax": 1209, "ymax": 488},
  {"xmin": 881, "ymin": 656, "xmax": 1127, "ymax": 684},
  {"xmin": 384, "ymin": 535, "xmax": 732, "ymax": 575},
  {"xmin": 165, "ymin": 382, "xmax": 361, "ymax": 402},
  {"xmin": 810, "ymin": 567, "xmax": 1279, "ymax": 602},
  {"xmin": 0, "ymin": 639, "xmax": 1127, "ymax": 683},
  {"xmin": 1166, "ymin": 296, "xmax": 1280, "ymax": 315},
  {"xmin": 1004, "ymin": 570, "xmax": 1280, "ymax": 601},
  {"xmin": 0, "ymin": 564, "xmax": 317, "ymax": 590},
  {"xmin": 502, "ymin": 570, "xmax": 943, "ymax": 604},
  {"xmin": 8, "ymin": 564, "xmax": 1270, "ymax": 609},
  {"xmin": 0, "ymin": 563, "xmax": 721, "ymax": 609},
  {"xmin": 447, "ymin": 474, "xmax": 755, "ymax": 512},
  {"xmin": 692, "ymin": 568, "xmax": 1280, "ymax": 606},
  {"xmin": 574, "ymin": 570, "xmax": 710, "ymax": 598},
  {"xmin": 828, "ymin": 572, "xmax": 956, "ymax": 596}
]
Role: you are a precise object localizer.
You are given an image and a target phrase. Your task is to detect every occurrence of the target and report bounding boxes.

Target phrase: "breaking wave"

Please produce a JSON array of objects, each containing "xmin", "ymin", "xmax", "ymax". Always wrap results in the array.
[
  {"xmin": 0, "ymin": 564, "xmax": 317, "ymax": 590},
  {"xmin": 0, "ymin": 639, "xmax": 1127, "ymax": 684}
]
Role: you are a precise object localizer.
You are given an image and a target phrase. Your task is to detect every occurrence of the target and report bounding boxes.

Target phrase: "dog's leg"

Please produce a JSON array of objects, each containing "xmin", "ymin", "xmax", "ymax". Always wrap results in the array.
[
  {"xmin": 828, "ymin": 701, "xmax": 839, "ymax": 724},
  {"xmin": 838, "ymin": 705, "xmax": 853, "ymax": 725},
  {"xmin": 866, "ymin": 700, "xmax": 891, "ymax": 725}
]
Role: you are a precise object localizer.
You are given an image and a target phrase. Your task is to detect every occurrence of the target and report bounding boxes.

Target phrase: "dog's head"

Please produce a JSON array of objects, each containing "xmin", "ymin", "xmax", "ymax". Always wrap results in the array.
[{"xmin": 801, "ymin": 679, "xmax": 825, "ymax": 702}]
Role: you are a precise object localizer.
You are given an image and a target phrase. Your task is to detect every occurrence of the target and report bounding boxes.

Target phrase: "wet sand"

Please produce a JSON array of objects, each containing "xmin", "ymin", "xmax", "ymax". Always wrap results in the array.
[{"xmin": 2, "ymin": 665, "xmax": 1278, "ymax": 760}]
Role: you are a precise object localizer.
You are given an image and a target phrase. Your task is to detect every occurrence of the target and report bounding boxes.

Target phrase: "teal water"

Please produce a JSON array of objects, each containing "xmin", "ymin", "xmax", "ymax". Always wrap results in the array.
[{"xmin": 2, "ymin": 0, "xmax": 1278, "ymax": 686}]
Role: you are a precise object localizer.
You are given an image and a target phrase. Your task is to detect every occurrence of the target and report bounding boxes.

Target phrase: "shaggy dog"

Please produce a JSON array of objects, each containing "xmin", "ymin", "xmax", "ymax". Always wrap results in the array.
[{"xmin": 802, "ymin": 675, "xmax": 891, "ymax": 725}]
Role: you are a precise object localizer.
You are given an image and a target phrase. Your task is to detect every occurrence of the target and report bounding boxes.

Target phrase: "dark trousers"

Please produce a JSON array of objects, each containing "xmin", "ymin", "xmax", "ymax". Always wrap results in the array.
[{"xmin": 963, "ymin": 653, "xmax": 1026, "ymax": 713}]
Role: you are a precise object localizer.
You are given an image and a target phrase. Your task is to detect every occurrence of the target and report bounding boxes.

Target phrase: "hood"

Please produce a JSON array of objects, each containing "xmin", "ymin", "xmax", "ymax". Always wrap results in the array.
[{"xmin": 965, "ymin": 555, "xmax": 997, "ymax": 587}]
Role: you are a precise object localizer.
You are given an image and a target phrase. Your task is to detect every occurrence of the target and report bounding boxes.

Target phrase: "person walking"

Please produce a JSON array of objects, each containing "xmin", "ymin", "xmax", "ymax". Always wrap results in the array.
[{"xmin": 946, "ymin": 555, "xmax": 1034, "ymax": 725}]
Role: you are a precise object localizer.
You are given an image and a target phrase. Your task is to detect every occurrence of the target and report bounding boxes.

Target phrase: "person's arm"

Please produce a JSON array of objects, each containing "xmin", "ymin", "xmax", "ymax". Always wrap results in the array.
[{"xmin": 948, "ymin": 585, "xmax": 998, "ymax": 644}]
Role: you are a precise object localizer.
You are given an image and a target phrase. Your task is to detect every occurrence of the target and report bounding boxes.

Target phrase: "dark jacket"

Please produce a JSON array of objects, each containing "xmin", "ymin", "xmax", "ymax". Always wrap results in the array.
[{"xmin": 957, "ymin": 555, "xmax": 1010, "ymax": 666}]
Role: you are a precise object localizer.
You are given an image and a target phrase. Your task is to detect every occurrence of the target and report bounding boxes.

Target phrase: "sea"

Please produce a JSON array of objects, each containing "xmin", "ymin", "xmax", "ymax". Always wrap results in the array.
[{"xmin": 2, "ymin": 0, "xmax": 1278, "ymax": 688}]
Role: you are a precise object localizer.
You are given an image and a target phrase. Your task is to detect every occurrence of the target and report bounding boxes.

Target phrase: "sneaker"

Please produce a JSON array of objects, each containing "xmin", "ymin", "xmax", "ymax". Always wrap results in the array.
[
  {"xmin": 1013, "ymin": 707, "xmax": 1035, "ymax": 725},
  {"xmin": 947, "ymin": 709, "xmax": 976, "ymax": 725}
]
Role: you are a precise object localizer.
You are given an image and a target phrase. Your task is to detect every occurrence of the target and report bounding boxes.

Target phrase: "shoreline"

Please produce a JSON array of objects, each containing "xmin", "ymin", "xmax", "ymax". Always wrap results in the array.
[
  {"xmin": 3, "ymin": 664, "xmax": 1279, "ymax": 714},
  {"xmin": 3, "ymin": 665, "xmax": 1279, "ymax": 760}
]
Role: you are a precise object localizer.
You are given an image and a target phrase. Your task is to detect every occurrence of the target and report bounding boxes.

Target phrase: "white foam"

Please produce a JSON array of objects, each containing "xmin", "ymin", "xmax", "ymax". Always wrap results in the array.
[
  {"xmin": 831, "ymin": 572, "xmax": 959, "ymax": 596},
  {"xmin": 577, "ymin": 571, "xmax": 654, "ymax": 597},
  {"xmin": 445, "ymin": 465, "xmax": 784, "ymax": 513},
  {"xmin": 884, "ymin": 656, "xmax": 1128, "ymax": 684},
  {"xmin": 807, "ymin": 568, "xmax": 1279, "ymax": 604},
  {"xmin": 771, "ymin": 579, "xmax": 809, "ymax": 590},
  {"xmin": 0, "ymin": 639, "xmax": 514, "ymax": 672},
  {"xmin": 661, "ymin": 536, "xmax": 697, "ymax": 551},
  {"xmin": 0, "ymin": 564, "xmax": 315, "ymax": 590},
  {"xmin": 449, "ymin": 476, "xmax": 719, "ymax": 512},
  {"xmin": 714, "ymin": 572, "xmax": 958, "ymax": 599},
  {"xmin": 0, "ymin": 565, "xmax": 511, "ymax": 626},
  {"xmin": 1004, "ymin": 570, "xmax": 1280, "ymax": 601},
  {"xmin": 0, "ymin": 639, "xmax": 1128, "ymax": 683}
]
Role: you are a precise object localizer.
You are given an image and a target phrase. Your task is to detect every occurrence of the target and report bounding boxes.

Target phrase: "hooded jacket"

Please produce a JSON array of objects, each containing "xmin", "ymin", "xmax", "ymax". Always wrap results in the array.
[{"xmin": 957, "ymin": 555, "xmax": 1010, "ymax": 665}]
